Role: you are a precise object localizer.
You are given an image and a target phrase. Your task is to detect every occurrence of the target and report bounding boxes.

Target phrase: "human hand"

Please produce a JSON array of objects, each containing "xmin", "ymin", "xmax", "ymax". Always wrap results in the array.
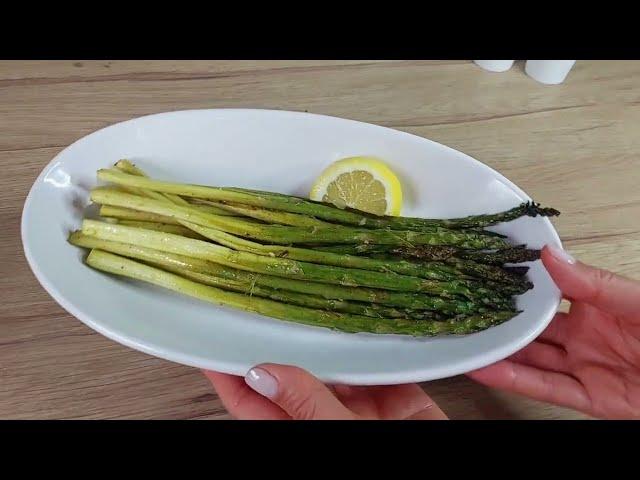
[
  {"xmin": 468, "ymin": 245, "xmax": 640, "ymax": 419},
  {"xmin": 204, "ymin": 364, "xmax": 448, "ymax": 420}
]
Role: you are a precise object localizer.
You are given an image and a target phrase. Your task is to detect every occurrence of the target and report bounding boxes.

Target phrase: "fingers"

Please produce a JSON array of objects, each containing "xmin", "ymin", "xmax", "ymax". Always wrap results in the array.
[
  {"xmin": 467, "ymin": 360, "xmax": 592, "ymax": 413},
  {"xmin": 207, "ymin": 368, "xmax": 448, "ymax": 420},
  {"xmin": 405, "ymin": 404, "xmax": 449, "ymax": 420},
  {"xmin": 203, "ymin": 370, "xmax": 289, "ymax": 420},
  {"xmin": 543, "ymin": 245, "xmax": 640, "ymax": 318},
  {"xmin": 369, "ymin": 384, "xmax": 448, "ymax": 420},
  {"xmin": 510, "ymin": 340, "xmax": 569, "ymax": 373},
  {"xmin": 538, "ymin": 312, "xmax": 570, "ymax": 346},
  {"xmin": 337, "ymin": 384, "xmax": 448, "ymax": 420},
  {"xmin": 244, "ymin": 364, "xmax": 356, "ymax": 420},
  {"xmin": 331, "ymin": 385, "xmax": 377, "ymax": 416}
]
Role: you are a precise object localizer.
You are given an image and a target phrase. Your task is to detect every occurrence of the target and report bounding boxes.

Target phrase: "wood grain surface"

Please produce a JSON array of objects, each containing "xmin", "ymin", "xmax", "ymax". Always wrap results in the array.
[{"xmin": 2, "ymin": 60, "xmax": 639, "ymax": 419}]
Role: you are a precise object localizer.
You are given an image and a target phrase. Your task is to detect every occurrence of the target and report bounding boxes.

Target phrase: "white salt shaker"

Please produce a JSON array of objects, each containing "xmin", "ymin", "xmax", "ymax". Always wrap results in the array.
[
  {"xmin": 473, "ymin": 60, "xmax": 515, "ymax": 72},
  {"xmin": 525, "ymin": 60, "xmax": 576, "ymax": 84}
]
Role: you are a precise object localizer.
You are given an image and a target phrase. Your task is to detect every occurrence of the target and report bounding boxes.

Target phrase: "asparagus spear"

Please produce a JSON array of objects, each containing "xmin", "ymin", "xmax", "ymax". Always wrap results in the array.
[
  {"xmin": 311, "ymin": 243, "xmax": 540, "ymax": 264},
  {"xmin": 116, "ymin": 220, "xmax": 208, "ymax": 240},
  {"xmin": 113, "ymin": 159, "xmax": 150, "ymax": 177},
  {"xmin": 187, "ymin": 221, "xmax": 527, "ymax": 296},
  {"xmin": 459, "ymin": 247, "xmax": 542, "ymax": 265},
  {"xmin": 97, "ymin": 192, "xmax": 528, "ymax": 291},
  {"xmin": 389, "ymin": 245, "xmax": 542, "ymax": 265},
  {"xmin": 71, "ymin": 231, "xmax": 428, "ymax": 319},
  {"xmin": 90, "ymin": 187, "xmax": 511, "ymax": 249},
  {"xmin": 85, "ymin": 249, "xmax": 519, "ymax": 336},
  {"xmin": 202, "ymin": 201, "xmax": 332, "ymax": 228},
  {"xmin": 116, "ymin": 164, "xmax": 495, "ymax": 288},
  {"xmin": 97, "ymin": 168, "xmax": 559, "ymax": 231},
  {"xmin": 354, "ymin": 252, "xmax": 528, "ymax": 295},
  {"xmin": 318, "ymin": 244, "xmax": 540, "ymax": 271},
  {"xmin": 423, "ymin": 202, "xmax": 560, "ymax": 229},
  {"xmin": 99, "ymin": 205, "xmax": 180, "ymax": 225},
  {"xmin": 194, "ymin": 202, "xmax": 508, "ymax": 242},
  {"xmin": 68, "ymin": 231, "xmax": 482, "ymax": 314},
  {"xmin": 181, "ymin": 220, "xmax": 479, "ymax": 282},
  {"xmin": 190, "ymin": 203, "xmax": 243, "ymax": 217},
  {"xmin": 503, "ymin": 266, "xmax": 530, "ymax": 276},
  {"xmin": 217, "ymin": 187, "xmax": 558, "ymax": 230},
  {"xmin": 436, "ymin": 257, "xmax": 532, "ymax": 289},
  {"xmin": 187, "ymin": 224, "xmax": 530, "ymax": 288},
  {"xmin": 468, "ymin": 229, "xmax": 508, "ymax": 238},
  {"xmin": 186, "ymin": 199, "xmax": 300, "ymax": 220},
  {"xmin": 309, "ymin": 242, "xmax": 532, "ymax": 287},
  {"xmin": 163, "ymin": 265, "xmax": 447, "ymax": 320},
  {"xmin": 114, "ymin": 159, "xmax": 242, "ymax": 218},
  {"xmin": 310, "ymin": 244, "xmax": 393, "ymax": 255},
  {"xmin": 114, "ymin": 159, "xmax": 191, "ymax": 207},
  {"xmin": 81, "ymin": 219, "xmax": 513, "ymax": 305},
  {"xmin": 367, "ymin": 255, "xmax": 531, "ymax": 290}
]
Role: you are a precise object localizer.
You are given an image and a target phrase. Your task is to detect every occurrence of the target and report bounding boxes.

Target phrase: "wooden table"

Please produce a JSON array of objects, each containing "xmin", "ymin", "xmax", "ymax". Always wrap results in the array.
[{"xmin": 2, "ymin": 60, "xmax": 638, "ymax": 419}]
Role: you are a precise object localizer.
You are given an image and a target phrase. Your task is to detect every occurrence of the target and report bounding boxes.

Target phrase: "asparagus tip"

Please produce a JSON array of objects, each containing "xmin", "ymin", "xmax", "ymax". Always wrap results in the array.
[
  {"xmin": 67, "ymin": 230, "xmax": 82, "ymax": 242},
  {"xmin": 503, "ymin": 265, "xmax": 530, "ymax": 276},
  {"xmin": 523, "ymin": 201, "xmax": 561, "ymax": 218}
]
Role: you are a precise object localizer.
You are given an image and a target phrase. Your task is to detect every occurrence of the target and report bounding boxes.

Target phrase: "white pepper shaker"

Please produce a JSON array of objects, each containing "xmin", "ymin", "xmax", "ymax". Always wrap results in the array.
[
  {"xmin": 473, "ymin": 60, "xmax": 515, "ymax": 72},
  {"xmin": 525, "ymin": 60, "xmax": 576, "ymax": 84}
]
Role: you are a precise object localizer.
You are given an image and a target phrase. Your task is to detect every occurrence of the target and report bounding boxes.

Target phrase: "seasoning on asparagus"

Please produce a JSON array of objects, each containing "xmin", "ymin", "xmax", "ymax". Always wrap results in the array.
[
  {"xmin": 204, "ymin": 227, "xmax": 531, "ymax": 289},
  {"xmin": 85, "ymin": 249, "xmax": 520, "ymax": 336},
  {"xmin": 312, "ymin": 244, "xmax": 542, "ymax": 265},
  {"xmin": 387, "ymin": 244, "xmax": 542, "ymax": 264},
  {"xmin": 81, "ymin": 219, "xmax": 515, "ymax": 307},
  {"xmin": 70, "ymin": 231, "xmax": 450, "ymax": 319},
  {"xmin": 69, "ymin": 231, "xmax": 502, "ymax": 315},
  {"xmin": 181, "ymin": 221, "xmax": 477, "ymax": 282}
]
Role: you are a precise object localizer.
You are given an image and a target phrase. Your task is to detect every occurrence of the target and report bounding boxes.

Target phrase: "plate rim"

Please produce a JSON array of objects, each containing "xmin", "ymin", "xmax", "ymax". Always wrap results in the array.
[{"xmin": 21, "ymin": 108, "xmax": 563, "ymax": 385}]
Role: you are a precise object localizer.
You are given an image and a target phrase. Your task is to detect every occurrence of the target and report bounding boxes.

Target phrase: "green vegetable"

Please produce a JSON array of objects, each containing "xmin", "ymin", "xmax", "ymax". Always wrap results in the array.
[
  {"xmin": 90, "ymin": 187, "xmax": 510, "ymax": 249},
  {"xmin": 81, "ymin": 219, "xmax": 512, "ymax": 306},
  {"xmin": 97, "ymin": 168, "xmax": 558, "ymax": 231},
  {"xmin": 69, "ymin": 231, "xmax": 493, "ymax": 315},
  {"xmin": 85, "ymin": 249, "xmax": 520, "ymax": 336}
]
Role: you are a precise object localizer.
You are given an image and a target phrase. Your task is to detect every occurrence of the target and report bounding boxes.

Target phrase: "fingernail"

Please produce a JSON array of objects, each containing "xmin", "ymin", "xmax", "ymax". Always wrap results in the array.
[
  {"xmin": 547, "ymin": 244, "xmax": 576, "ymax": 265},
  {"xmin": 245, "ymin": 367, "xmax": 278, "ymax": 399}
]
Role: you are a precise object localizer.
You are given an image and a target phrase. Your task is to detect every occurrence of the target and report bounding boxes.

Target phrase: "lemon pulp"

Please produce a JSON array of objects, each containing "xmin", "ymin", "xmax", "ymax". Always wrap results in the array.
[{"xmin": 309, "ymin": 156, "xmax": 403, "ymax": 216}]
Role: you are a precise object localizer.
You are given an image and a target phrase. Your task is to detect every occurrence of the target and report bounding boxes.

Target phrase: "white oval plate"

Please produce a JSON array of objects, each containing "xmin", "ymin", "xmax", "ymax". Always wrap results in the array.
[{"xmin": 22, "ymin": 109, "xmax": 562, "ymax": 385}]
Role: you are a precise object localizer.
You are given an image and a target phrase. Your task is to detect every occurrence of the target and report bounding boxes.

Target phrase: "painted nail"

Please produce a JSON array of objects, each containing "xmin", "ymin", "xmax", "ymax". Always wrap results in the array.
[
  {"xmin": 245, "ymin": 367, "xmax": 278, "ymax": 399},
  {"xmin": 547, "ymin": 244, "xmax": 576, "ymax": 265}
]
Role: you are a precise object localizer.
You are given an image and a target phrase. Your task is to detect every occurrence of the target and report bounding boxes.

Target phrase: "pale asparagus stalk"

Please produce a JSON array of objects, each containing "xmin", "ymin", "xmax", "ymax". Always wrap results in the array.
[
  {"xmin": 85, "ymin": 249, "xmax": 519, "ymax": 336},
  {"xmin": 68, "ymin": 231, "xmax": 482, "ymax": 314}
]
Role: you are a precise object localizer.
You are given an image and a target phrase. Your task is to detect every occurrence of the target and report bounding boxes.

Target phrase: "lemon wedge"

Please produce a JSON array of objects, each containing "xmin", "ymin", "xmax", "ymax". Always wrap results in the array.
[{"xmin": 310, "ymin": 156, "xmax": 403, "ymax": 216}]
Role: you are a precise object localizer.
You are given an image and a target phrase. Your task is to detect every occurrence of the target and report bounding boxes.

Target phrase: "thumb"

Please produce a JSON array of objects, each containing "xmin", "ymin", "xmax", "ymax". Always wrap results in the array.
[
  {"xmin": 543, "ymin": 244, "xmax": 640, "ymax": 317},
  {"xmin": 244, "ymin": 364, "xmax": 356, "ymax": 420}
]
